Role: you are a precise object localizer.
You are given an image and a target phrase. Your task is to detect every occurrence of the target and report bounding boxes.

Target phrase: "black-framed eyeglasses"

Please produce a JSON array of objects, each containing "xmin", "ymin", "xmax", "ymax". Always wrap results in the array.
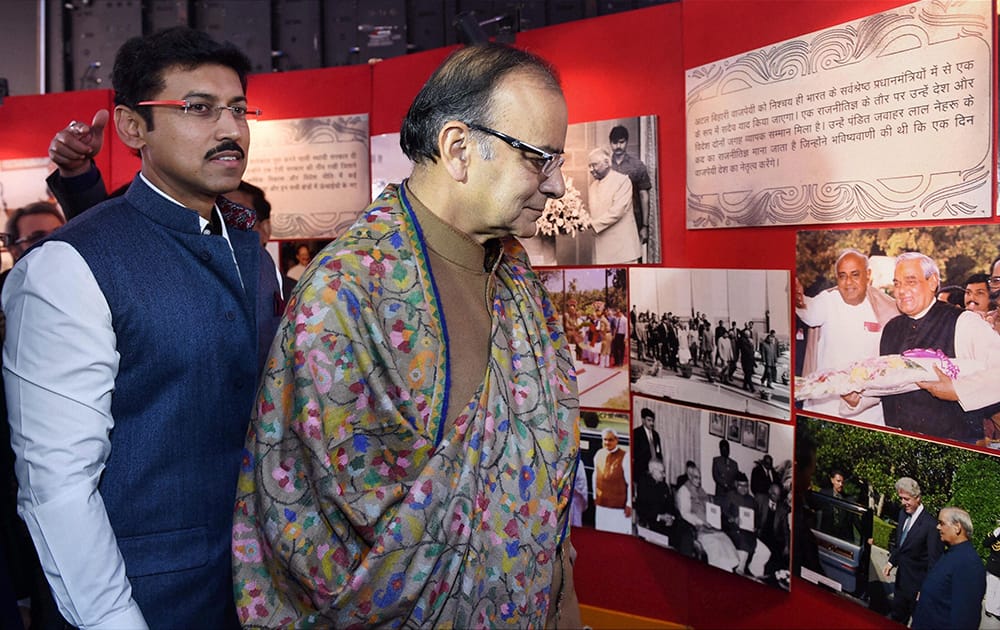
[
  {"xmin": 136, "ymin": 100, "xmax": 262, "ymax": 122},
  {"xmin": 988, "ymin": 276, "xmax": 1000, "ymax": 287},
  {"xmin": 466, "ymin": 123, "xmax": 564, "ymax": 177}
]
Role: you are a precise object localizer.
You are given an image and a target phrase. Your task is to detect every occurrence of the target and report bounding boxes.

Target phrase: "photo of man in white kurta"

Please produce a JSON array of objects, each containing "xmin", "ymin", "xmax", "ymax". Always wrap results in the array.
[{"xmin": 588, "ymin": 147, "xmax": 641, "ymax": 265}]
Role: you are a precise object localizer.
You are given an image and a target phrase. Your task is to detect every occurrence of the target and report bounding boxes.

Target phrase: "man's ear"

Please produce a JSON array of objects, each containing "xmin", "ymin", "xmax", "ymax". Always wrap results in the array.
[
  {"xmin": 114, "ymin": 105, "xmax": 147, "ymax": 151},
  {"xmin": 438, "ymin": 121, "xmax": 471, "ymax": 182}
]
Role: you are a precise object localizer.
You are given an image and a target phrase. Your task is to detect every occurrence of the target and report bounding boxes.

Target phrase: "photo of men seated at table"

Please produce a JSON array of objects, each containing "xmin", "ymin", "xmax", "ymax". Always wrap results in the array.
[{"xmin": 632, "ymin": 396, "xmax": 794, "ymax": 591}]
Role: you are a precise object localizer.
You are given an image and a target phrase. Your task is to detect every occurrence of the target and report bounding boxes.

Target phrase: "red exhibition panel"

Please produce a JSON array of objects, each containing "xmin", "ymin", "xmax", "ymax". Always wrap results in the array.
[{"xmin": 0, "ymin": 88, "xmax": 114, "ymax": 182}]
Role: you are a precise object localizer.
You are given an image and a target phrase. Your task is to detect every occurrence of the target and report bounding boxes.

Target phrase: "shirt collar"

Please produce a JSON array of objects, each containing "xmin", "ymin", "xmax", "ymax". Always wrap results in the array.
[
  {"xmin": 403, "ymin": 181, "xmax": 494, "ymax": 273},
  {"xmin": 909, "ymin": 300, "xmax": 936, "ymax": 320},
  {"xmin": 138, "ymin": 173, "xmax": 228, "ymax": 238}
]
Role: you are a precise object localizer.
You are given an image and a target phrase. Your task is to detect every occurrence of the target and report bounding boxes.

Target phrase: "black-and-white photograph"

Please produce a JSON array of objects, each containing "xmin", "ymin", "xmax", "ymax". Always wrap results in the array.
[
  {"xmin": 629, "ymin": 267, "xmax": 791, "ymax": 421},
  {"xmin": 520, "ymin": 115, "xmax": 660, "ymax": 267},
  {"xmin": 631, "ymin": 397, "xmax": 794, "ymax": 591}
]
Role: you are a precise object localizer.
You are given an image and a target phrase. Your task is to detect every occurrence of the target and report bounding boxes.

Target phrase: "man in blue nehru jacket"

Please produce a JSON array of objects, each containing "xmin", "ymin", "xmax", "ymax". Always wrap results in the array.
[
  {"xmin": 912, "ymin": 506, "xmax": 986, "ymax": 630},
  {"xmin": 3, "ymin": 27, "xmax": 278, "ymax": 629}
]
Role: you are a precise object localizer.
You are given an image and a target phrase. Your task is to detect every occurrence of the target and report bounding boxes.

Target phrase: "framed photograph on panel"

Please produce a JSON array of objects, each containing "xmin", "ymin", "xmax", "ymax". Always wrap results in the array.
[
  {"xmin": 542, "ymin": 267, "xmax": 630, "ymax": 410},
  {"xmin": 795, "ymin": 223, "xmax": 1000, "ymax": 446},
  {"xmin": 727, "ymin": 417, "xmax": 741, "ymax": 442},
  {"xmin": 632, "ymin": 397, "xmax": 794, "ymax": 591},
  {"xmin": 629, "ymin": 267, "xmax": 791, "ymax": 421},
  {"xmin": 709, "ymin": 413, "xmax": 726, "ymax": 437},
  {"xmin": 577, "ymin": 410, "xmax": 631, "ymax": 534},
  {"xmin": 795, "ymin": 414, "xmax": 1000, "ymax": 618},
  {"xmin": 740, "ymin": 419, "xmax": 756, "ymax": 449},
  {"xmin": 755, "ymin": 421, "xmax": 769, "ymax": 452},
  {"xmin": 520, "ymin": 115, "xmax": 660, "ymax": 267}
]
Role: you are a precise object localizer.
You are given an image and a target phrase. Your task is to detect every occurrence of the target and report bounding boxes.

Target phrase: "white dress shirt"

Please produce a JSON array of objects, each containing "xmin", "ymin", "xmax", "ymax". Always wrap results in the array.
[{"xmin": 3, "ymin": 175, "xmax": 236, "ymax": 629}]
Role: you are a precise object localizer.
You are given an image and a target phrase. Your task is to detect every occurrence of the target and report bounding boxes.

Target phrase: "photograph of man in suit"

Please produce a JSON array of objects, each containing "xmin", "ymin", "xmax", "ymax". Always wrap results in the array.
[
  {"xmin": 750, "ymin": 454, "xmax": 778, "ymax": 500},
  {"xmin": 634, "ymin": 459, "xmax": 696, "ymax": 558},
  {"xmin": 711, "ymin": 438, "xmax": 739, "ymax": 500},
  {"xmin": 911, "ymin": 507, "xmax": 986, "ymax": 630},
  {"xmin": 883, "ymin": 476, "xmax": 944, "ymax": 625},
  {"xmin": 632, "ymin": 407, "xmax": 662, "ymax": 481}
]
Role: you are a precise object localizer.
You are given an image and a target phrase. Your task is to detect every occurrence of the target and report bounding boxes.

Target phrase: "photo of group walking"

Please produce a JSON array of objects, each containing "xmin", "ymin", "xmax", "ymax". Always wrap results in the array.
[
  {"xmin": 631, "ymin": 397, "xmax": 793, "ymax": 591},
  {"xmin": 629, "ymin": 267, "xmax": 790, "ymax": 421}
]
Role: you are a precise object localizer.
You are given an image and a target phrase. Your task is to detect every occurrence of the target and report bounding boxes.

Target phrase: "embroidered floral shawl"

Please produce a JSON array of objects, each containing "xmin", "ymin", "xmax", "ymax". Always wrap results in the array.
[{"xmin": 232, "ymin": 184, "xmax": 579, "ymax": 628}]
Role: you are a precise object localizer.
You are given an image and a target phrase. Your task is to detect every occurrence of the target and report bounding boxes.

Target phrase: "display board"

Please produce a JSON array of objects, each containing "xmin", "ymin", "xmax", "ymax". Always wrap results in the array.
[
  {"xmin": 243, "ymin": 114, "xmax": 371, "ymax": 239},
  {"xmin": 686, "ymin": 0, "xmax": 993, "ymax": 228}
]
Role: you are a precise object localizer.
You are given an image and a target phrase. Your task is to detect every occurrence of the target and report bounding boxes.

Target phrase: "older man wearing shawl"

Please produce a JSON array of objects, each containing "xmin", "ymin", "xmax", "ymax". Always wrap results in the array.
[{"xmin": 232, "ymin": 43, "xmax": 580, "ymax": 628}]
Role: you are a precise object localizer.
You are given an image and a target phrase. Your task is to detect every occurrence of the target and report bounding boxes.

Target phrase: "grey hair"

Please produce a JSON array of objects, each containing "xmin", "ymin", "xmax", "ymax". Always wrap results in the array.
[
  {"xmin": 941, "ymin": 506, "xmax": 974, "ymax": 538},
  {"xmin": 589, "ymin": 146, "xmax": 611, "ymax": 163},
  {"xmin": 895, "ymin": 476, "xmax": 921, "ymax": 498},
  {"xmin": 601, "ymin": 428, "xmax": 619, "ymax": 440},
  {"xmin": 895, "ymin": 252, "xmax": 940, "ymax": 283},
  {"xmin": 400, "ymin": 43, "xmax": 561, "ymax": 165}
]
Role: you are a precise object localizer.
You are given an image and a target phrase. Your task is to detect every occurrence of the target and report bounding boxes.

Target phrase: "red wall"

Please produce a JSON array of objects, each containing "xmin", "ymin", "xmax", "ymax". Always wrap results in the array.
[
  {"xmin": 0, "ymin": 1, "xmax": 986, "ymax": 627},
  {"xmin": 0, "ymin": 89, "xmax": 114, "ymax": 181}
]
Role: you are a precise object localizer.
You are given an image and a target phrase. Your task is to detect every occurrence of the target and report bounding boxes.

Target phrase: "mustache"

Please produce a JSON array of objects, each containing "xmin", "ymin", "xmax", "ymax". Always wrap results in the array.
[{"xmin": 205, "ymin": 141, "xmax": 245, "ymax": 160}]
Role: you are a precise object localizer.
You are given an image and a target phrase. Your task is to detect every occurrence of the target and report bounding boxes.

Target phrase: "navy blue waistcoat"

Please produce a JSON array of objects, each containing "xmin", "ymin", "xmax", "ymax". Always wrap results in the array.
[
  {"xmin": 880, "ymin": 301, "xmax": 981, "ymax": 443},
  {"xmin": 51, "ymin": 177, "xmax": 262, "ymax": 629}
]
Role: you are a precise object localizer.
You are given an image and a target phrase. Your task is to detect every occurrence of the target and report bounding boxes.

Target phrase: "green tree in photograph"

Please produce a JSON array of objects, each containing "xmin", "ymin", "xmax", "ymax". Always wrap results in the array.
[
  {"xmin": 798, "ymin": 415, "xmax": 977, "ymax": 521},
  {"xmin": 951, "ymin": 456, "xmax": 1000, "ymax": 561},
  {"xmin": 796, "ymin": 225, "xmax": 1000, "ymax": 292}
]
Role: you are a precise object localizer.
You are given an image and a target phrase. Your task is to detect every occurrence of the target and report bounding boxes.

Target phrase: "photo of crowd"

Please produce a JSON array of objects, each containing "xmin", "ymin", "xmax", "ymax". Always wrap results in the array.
[
  {"xmin": 632, "ymin": 396, "xmax": 794, "ymax": 591},
  {"xmin": 795, "ymin": 225, "xmax": 1000, "ymax": 446},
  {"xmin": 629, "ymin": 268, "xmax": 790, "ymax": 421},
  {"xmin": 796, "ymin": 415, "xmax": 1000, "ymax": 628},
  {"xmin": 541, "ymin": 267, "xmax": 630, "ymax": 410}
]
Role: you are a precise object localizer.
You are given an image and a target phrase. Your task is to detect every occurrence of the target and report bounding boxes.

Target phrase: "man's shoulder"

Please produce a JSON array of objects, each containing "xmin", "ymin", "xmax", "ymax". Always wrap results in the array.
[
  {"xmin": 606, "ymin": 168, "xmax": 631, "ymax": 185},
  {"xmin": 322, "ymin": 203, "xmax": 409, "ymax": 264},
  {"xmin": 616, "ymin": 153, "xmax": 650, "ymax": 173},
  {"xmin": 52, "ymin": 196, "xmax": 132, "ymax": 242}
]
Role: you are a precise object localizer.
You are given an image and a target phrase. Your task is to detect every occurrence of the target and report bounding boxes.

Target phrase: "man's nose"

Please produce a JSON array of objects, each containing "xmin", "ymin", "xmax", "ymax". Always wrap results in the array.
[{"xmin": 541, "ymin": 165, "xmax": 566, "ymax": 199}]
